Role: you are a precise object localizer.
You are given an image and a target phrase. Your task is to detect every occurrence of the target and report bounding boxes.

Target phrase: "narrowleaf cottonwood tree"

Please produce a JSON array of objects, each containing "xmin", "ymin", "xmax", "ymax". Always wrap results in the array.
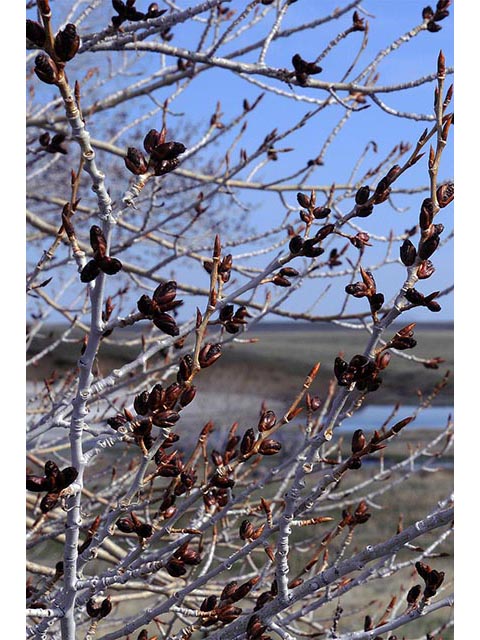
[{"xmin": 26, "ymin": 1, "xmax": 454, "ymax": 638}]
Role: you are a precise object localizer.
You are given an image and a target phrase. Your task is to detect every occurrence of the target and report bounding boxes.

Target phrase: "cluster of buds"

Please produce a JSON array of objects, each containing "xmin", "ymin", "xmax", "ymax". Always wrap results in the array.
[
  {"xmin": 271, "ymin": 267, "xmax": 299, "ymax": 288},
  {"xmin": 116, "ymin": 511, "xmax": 153, "ymax": 539},
  {"xmin": 405, "ymin": 288, "xmax": 441, "ymax": 313},
  {"xmin": 353, "ymin": 185, "xmax": 374, "ymax": 218},
  {"xmin": 137, "ymin": 280, "xmax": 182, "ymax": 336},
  {"xmin": 345, "ymin": 267, "xmax": 384, "ymax": 316},
  {"xmin": 334, "ymin": 353, "xmax": 384, "ymax": 392},
  {"xmin": 296, "ymin": 190, "xmax": 331, "ymax": 224},
  {"xmin": 347, "ymin": 421, "xmax": 410, "ymax": 469},
  {"xmin": 341, "ymin": 500, "xmax": 371, "ymax": 527},
  {"xmin": 86, "ymin": 596, "xmax": 112, "ymax": 619},
  {"xmin": 371, "ymin": 164, "xmax": 403, "ymax": 205},
  {"xmin": 241, "ymin": 408, "xmax": 282, "ymax": 458},
  {"xmin": 291, "ymin": 53, "xmax": 322, "ymax": 86},
  {"xmin": 239, "ymin": 519, "xmax": 266, "ymax": 542},
  {"xmin": 198, "ymin": 596, "xmax": 242, "ymax": 627},
  {"xmin": 26, "ymin": 461, "xmax": 78, "ymax": 513},
  {"xmin": 111, "ymin": 1, "xmax": 166, "ymax": 28},
  {"xmin": 38, "ymin": 132, "xmax": 68, "ymax": 155},
  {"xmin": 31, "ymin": 21, "xmax": 80, "ymax": 85},
  {"xmin": 164, "ymin": 542, "xmax": 202, "ymax": 577},
  {"xmin": 351, "ymin": 10, "xmax": 366, "ymax": 31},
  {"xmin": 198, "ymin": 578, "xmax": 261, "ymax": 628},
  {"xmin": 135, "ymin": 380, "xmax": 194, "ymax": 421},
  {"xmin": 385, "ymin": 323, "xmax": 417, "ymax": 351},
  {"xmin": 217, "ymin": 304, "xmax": 251, "ymax": 334},
  {"xmin": 348, "ymin": 231, "xmax": 371, "ymax": 250},
  {"xmin": 204, "ymin": 252, "xmax": 233, "ymax": 283},
  {"xmin": 125, "ymin": 128, "xmax": 185, "ymax": 177},
  {"xmin": 415, "ymin": 561, "xmax": 445, "ymax": 598},
  {"xmin": 289, "ymin": 223, "xmax": 335, "ymax": 258},
  {"xmin": 80, "ymin": 226, "xmax": 122, "ymax": 283},
  {"xmin": 422, "ymin": 1, "xmax": 451, "ymax": 32},
  {"xmin": 418, "ymin": 217, "xmax": 444, "ymax": 262}
]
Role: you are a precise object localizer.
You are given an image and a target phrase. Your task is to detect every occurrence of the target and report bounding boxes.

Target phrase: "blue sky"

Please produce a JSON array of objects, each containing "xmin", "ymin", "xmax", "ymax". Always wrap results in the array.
[{"xmin": 24, "ymin": 1, "xmax": 454, "ymax": 322}]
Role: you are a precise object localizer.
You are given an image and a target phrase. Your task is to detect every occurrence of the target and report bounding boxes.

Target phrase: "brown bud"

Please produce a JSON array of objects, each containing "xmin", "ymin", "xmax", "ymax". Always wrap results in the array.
[
  {"xmin": 400, "ymin": 239, "xmax": 417, "ymax": 266},
  {"xmin": 178, "ymin": 355, "xmax": 193, "ymax": 382},
  {"xmin": 279, "ymin": 267, "xmax": 299, "ymax": 277},
  {"xmin": 240, "ymin": 519, "xmax": 255, "ymax": 541},
  {"xmin": 56, "ymin": 466, "xmax": 78, "ymax": 490},
  {"xmin": 351, "ymin": 429, "xmax": 366, "ymax": 454},
  {"xmin": 152, "ymin": 157, "xmax": 180, "ymax": 176},
  {"xmin": 165, "ymin": 557, "xmax": 186, "ymax": 577},
  {"xmin": 230, "ymin": 576, "xmax": 260, "ymax": 602},
  {"xmin": 34, "ymin": 54, "xmax": 58, "ymax": 84},
  {"xmin": 407, "ymin": 584, "xmax": 422, "ymax": 605},
  {"xmin": 258, "ymin": 410, "xmax": 276, "ymax": 432},
  {"xmin": 436, "ymin": 182, "xmax": 454, "ymax": 208},
  {"xmin": 26, "ymin": 20, "xmax": 46, "ymax": 47},
  {"xmin": 211, "ymin": 472, "xmax": 235, "ymax": 489},
  {"xmin": 246, "ymin": 614, "xmax": 266, "ymax": 639},
  {"xmin": 201, "ymin": 595, "xmax": 218, "ymax": 612},
  {"xmin": 179, "ymin": 385, "xmax": 196, "ymax": 407},
  {"xmin": 73, "ymin": 255, "xmax": 101, "ymax": 282},
  {"xmin": 40, "ymin": 492, "xmax": 59, "ymax": 513},
  {"xmin": 345, "ymin": 282, "xmax": 369, "ymax": 298},
  {"xmin": 125, "ymin": 147, "xmax": 148, "ymax": 175},
  {"xmin": 220, "ymin": 580, "xmax": 238, "ymax": 601},
  {"xmin": 199, "ymin": 343, "xmax": 222, "ymax": 368},
  {"xmin": 153, "ymin": 280, "xmax": 177, "ymax": 307},
  {"xmin": 163, "ymin": 382, "xmax": 183, "ymax": 408},
  {"xmin": 417, "ymin": 260, "xmax": 435, "ymax": 279},
  {"xmin": 97, "ymin": 256, "xmax": 122, "ymax": 276},
  {"xmin": 26, "ymin": 475, "xmax": 49, "ymax": 492},
  {"xmin": 217, "ymin": 605, "xmax": 242, "ymax": 623},
  {"xmin": 296, "ymin": 192, "xmax": 311, "ymax": 209},
  {"xmin": 86, "ymin": 598, "xmax": 101, "ymax": 618},
  {"xmin": 116, "ymin": 517, "xmax": 135, "ymax": 533},
  {"xmin": 313, "ymin": 206, "xmax": 331, "ymax": 219},
  {"xmin": 150, "ymin": 141, "xmax": 186, "ymax": 162},
  {"xmin": 315, "ymin": 223, "xmax": 335, "ymax": 241},
  {"xmin": 364, "ymin": 615, "xmax": 373, "ymax": 631},
  {"xmin": 258, "ymin": 439, "xmax": 281, "ymax": 456},
  {"xmin": 137, "ymin": 294, "xmax": 154, "ymax": 316},
  {"xmin": 99, "ymin": 596, "xmax": 112, "ymax": 619},
  {"xmin": 90, "ymin": 225, "xmax": 107, "ymax": 259},
  {"xmin": 418, "ymin": 235, "xmax": 440, "ymax": 260},
  {"xmin": 54, "ymin": 24, "xmax": 80, "ymax": 62},
  {"xmin": 350, "ymin": 232, "xmax": 371, "ymax": 248},
  {"xmin": 240, "ymin": 428, "xmax": 256, "ymax": 456},
  {"xmin": 376, "ymin": 351, "xmax": 391, "ymax": 370},
  {"xmin": 153, "ymin": 312, "xmax": 179, "ymax": 336},
  {"xmin": 134, "ymin": 390, "xmax": 150, "ymax": 415},
  {"xmin": 392, "ymin": 416, "xmax": 414, "ymax": 434},
  {"xmin": 355, "ymin": 185, "xmax": 370, "ymax": 205},
  {"xmin": 427, "ymin": 21, "xmax": 442, "ymax": 32},
  {"xmin": 289, "ymin": 235, "xmax": 304, "ymax": 254},
  {"xmin": 272, "ymin": 274, "xmax": 291, "ymax": 287},
  {"xmin": 405, "ymin": 288, "xmax": 425, "ymax": 306},
  {"xmin": 143, "ymin": 128, "xmax": 166, "ymax": 153},
  {"xmin": 420, "ymin": 198, "xmax": 435, "ymax": 230}
]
